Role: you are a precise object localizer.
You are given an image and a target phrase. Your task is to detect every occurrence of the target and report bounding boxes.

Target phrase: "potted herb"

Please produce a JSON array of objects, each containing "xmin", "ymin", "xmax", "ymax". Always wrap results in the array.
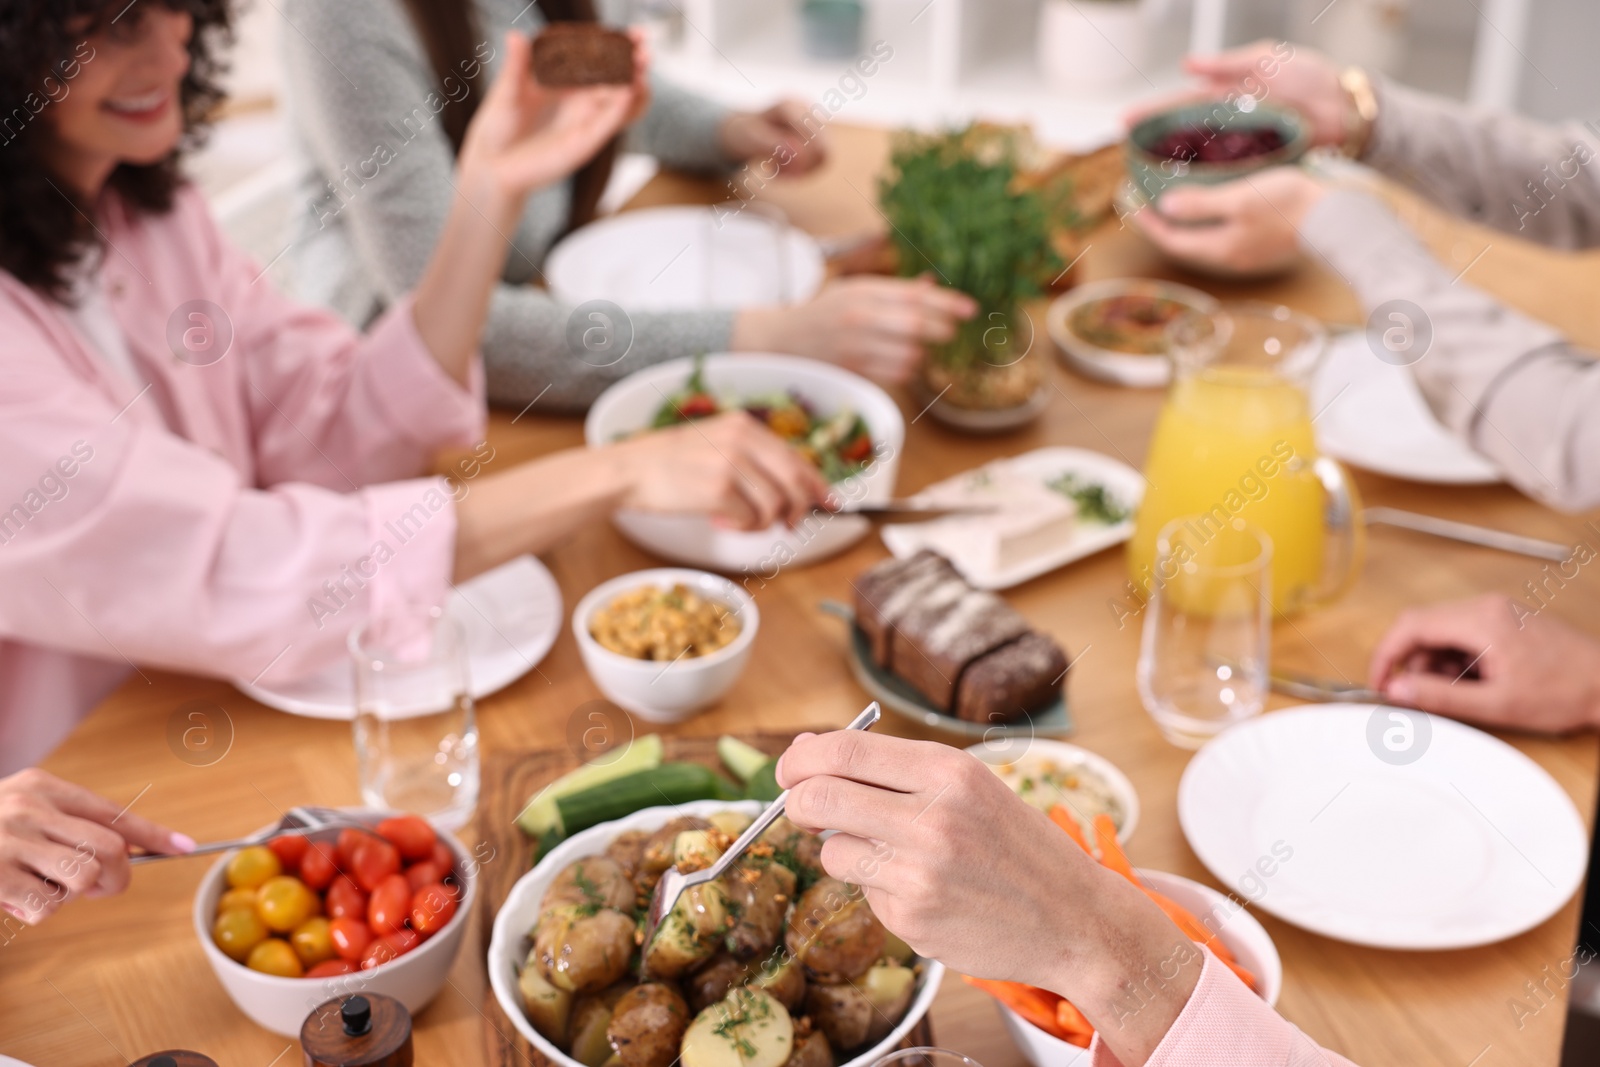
[{"xmin": 879, "ymin": 126, "xmax": 1066, "ymax": 426}]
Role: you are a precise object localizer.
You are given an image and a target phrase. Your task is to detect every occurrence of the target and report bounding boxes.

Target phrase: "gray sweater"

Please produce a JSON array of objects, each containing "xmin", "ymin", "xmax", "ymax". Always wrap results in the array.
[
  {"xmin": 279, "ymin": 0, "xmax": 735, "ymax": 412},
  {"xmin": 1301, "ymin": 78, "xmax": 1600, "ymax": 511}
]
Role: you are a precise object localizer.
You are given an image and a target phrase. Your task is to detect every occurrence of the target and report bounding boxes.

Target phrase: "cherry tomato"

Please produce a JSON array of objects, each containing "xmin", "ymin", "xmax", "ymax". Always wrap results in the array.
[
  {"xmin": 367, "ymin": 873, "xmax": 412, "ymax": 936},
  {"xmin": 212, "ymin": 906, "xmax": 268, "ymax": 962},
  {"xmin": 678, "ymin": 394, "xmax": 719, "ymax": 419},
  {"xmin": 325, "ymin": 875, "xmax": 368, "ymax": 920},
  {"xmin": 257, "ymin": 875, "xmax": 319, "ymax": 933},
  {"xmin": 360, "ymin": 929, "xmax": 420, "ymax": 970},
  {"xmin": 328, "ymin": 916, "xmax": 374, "ymax": 962},
  {"xmin": 290, "ymin": 916, "xmax": 337, "ymax": 967},
  {"xmin": 350, "ymin": 837, "xmax": 401, "ymax": 893},
  {"xmin": 430, "ymin": 841, "xmax": 454, "ymax": 869},
  {"xmin": 217, "ymin": 886, "xmax": 259, "ymax": 914},
  {"xmin": 246, "ymin": 938, "xmax": 304, "ymax": 978},
  {"xmin": 267, "ymin": 834, "xmax": 309, "ymax": 874},
  {"xmin": 377, "ymin": 815, "xmax": 437, "ymax": 862},
  {"xmin": 225, "ymin": 845, "xmax": 281, "ymax": 889},
  {"xmin": 336, "ymin": 828, "xmax": 374, "ymax": 866},
  {"xmin": 410, "ymin": 882, "xmax": 458, "ymax": 936},
  {"xmin": 403, "ymin": 859, "xmax": 448, "ymax": 891},
  {"xmin": 839, "ymin": 432, "xmax": 873, "ymax": 464},
  {"xmin": 306, "ymin": 958, "xmax": 357, "ymax": 978},
  {"xmin": 299, "ymin": 840, "xmax": 339, "ymax": 891}
]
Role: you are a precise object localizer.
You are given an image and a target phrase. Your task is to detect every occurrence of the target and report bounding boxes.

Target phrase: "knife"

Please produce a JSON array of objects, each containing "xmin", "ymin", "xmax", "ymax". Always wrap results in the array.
[
  {"xmin": 1364, "ymin": 507, "xmax": 1569, "ymax": 562},
  {"xmin": 1268, "ymin": 667, "xmax": 1387, "ymax": 705},
  {"xmin": 825, "ymin": 501, "xmax": 1001, "ymax": 523}
]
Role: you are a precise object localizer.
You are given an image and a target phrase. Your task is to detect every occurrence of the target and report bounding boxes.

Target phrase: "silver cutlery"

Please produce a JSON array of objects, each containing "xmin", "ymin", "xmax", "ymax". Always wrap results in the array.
[
  {"xmin": 130, "ymin": 804, "xmax": 364, "ymax": 866},
  {"xmin": 1268, "ymin": 667, "xmax": 1387, "ymax": 705},
  {"xmin": 1363, "ymin": 507, "xmax": 1569, "ymax": 562},
  {"xmin": 833, "ymin": 500, "xmax": 1001, "ymax": 523}
]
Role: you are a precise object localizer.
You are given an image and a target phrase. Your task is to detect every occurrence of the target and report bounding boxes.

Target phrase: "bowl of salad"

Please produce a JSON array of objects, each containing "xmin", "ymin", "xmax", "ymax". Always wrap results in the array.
[{"xmin": 586, "ymin": 354, "xmax": 904, "ymax": 573}]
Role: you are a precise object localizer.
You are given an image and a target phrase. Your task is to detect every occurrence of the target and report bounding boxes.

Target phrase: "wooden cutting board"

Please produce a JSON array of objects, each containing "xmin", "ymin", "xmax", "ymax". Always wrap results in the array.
[{"xmin": 473, "ymin": 731, "xmax": 934, "ymax": 1067}]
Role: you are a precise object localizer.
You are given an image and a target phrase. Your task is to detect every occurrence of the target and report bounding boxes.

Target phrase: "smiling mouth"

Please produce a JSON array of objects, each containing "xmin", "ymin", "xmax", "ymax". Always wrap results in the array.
[{"xmin": 104, "ymin": 89, "xmax": 173, "ymax": 121}]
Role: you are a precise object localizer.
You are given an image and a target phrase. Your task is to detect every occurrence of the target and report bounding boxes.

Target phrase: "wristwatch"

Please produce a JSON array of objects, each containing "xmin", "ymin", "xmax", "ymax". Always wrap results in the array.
[{"xmin": 1339, "ymin": 66, "xmax": 1380, "ymax": 160}]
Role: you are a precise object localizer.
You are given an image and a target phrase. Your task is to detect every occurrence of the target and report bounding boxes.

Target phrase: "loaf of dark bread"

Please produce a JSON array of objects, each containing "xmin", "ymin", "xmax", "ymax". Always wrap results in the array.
[
  {"xmin": 954, "ymin": 631, "xmax": 1068, "ymax": 723},
  {"xmin": 852, "ymin": 550, "xmax": 960, "ymax": 667},
  {"xmin": 888, "ymin": 586, "xmax": 1031, "ymax": 712},
  {"xmin": 532, "ymin": 23, "xmax": 635, "ymax": 86}
]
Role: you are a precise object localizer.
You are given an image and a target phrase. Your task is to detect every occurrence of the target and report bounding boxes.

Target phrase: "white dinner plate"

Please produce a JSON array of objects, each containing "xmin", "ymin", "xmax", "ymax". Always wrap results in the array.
[
  {"xmin": 1179, "ymin": 704, "xmax": 1587, "ymax": 950},
  {"xmin": 234, "ymin": 555, "xmax": 562, "ymax": 719},
  {"xmin": 547, "ymin": 205, "xmax": 826, "ymax": 311},
  {"xmin": 1310, "ymin": 332, "xmax": 1501, "ymax": 485}
]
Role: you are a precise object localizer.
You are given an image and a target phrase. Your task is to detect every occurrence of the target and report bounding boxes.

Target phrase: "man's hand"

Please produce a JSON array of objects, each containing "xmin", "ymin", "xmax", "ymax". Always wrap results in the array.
[
  {"xmin": 719, "ymin": 101, "xmax": 828, "ymax": 175},
  {"xmin": 1131, "ymin": 167, "xmax": 1328, "ymax": 276}
]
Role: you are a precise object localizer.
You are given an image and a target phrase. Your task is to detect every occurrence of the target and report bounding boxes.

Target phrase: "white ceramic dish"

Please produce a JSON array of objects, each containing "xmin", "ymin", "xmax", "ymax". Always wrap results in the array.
[
  {"xmin": 995, "ymin": 868, "xmax": 1282, "ymax": 1067},
  {"xmin": 572, "ymin": 568, "xmax": 759, "ymax": 723},
  {"xmin": 1310, "ymin": 331, "xmax": 1501, "ymax": 485},
  {"xmin": 547, "ymin": 205, "xmax": 826, "ymax": 311},
  {"xmin": 192, "ymin": 812, "xmax": 477, "ymax": 1037},
  {"xmin": 488, "ymin": 800, "xmax": 945, "ymax": 1067},
  {"xmin": 586, "ymin": 354, "xmax": 905, "ymax": 573},
  {"xmin": 964, "ymin": 738, "xmax": 1140, "ymax": 843},
  {"xmin": 912, "ymin": 381, "xmax": 1053, "ymax": 434},
  {"xmin": 235, "ymin": 555, "xmax": 561, "ymax": 719},
  {"xmin": 1047, "ymin": 278, "xmax": 1218, "ymax": 388},
  {"xmin": 881, "ymin": 447, "xmax": 1145, "ymax": 591},
  {"xmin": 1179, "ymin": 704, "xmax": 1587, "ymax": 950}
]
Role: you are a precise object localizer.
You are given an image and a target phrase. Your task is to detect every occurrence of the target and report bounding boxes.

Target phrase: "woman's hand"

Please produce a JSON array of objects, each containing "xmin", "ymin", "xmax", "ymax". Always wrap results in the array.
[
  {"xmin": 732, "ymin": 277, "xmax": 978, "ymax": 385},
  {"xmin": 0, "ymin": 770, "xmax": 193, "ymax": 925},
  {"xmin": 1369, "ymin": 595, "xmax": 1600, "ymax": 733},
  {"xmin": 612, "ymin": 411, "xmax": 832, "ymax": 531},
  {"xmin": 1131, "ymin": 167, "xmax": 1328, "ymax": 276},
  {"xmin": 777, "ymin": 731, "xmax": 1202, "ymax": 1067},
  {"xmin": 719, "ymin": 101, "xmax": 829, "ymax": 175}
]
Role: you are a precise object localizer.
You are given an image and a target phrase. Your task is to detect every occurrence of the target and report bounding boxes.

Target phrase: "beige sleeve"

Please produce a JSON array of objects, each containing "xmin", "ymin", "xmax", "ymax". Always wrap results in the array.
[{"xmin": 1299, "ymin": 189, "xmax": 1600, "ymax": 512}]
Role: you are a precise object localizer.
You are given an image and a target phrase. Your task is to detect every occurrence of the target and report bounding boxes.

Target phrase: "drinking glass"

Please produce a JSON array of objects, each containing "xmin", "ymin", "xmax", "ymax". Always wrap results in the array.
[
  {"xmin": 350, "ymin": 607, "xmax": 479, "ymax": 830},
  {"xmin": 872, "ymin": 1049, "xmax": 984, "ymax": 1067},
  {"xmin": 1136, "ymin": 516, "xmax": 1272, "ymax": 749}
]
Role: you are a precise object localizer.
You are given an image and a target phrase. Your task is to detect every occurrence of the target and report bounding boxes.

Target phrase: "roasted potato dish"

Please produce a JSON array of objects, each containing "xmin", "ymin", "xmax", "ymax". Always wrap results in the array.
[{"xmin": 785, "ymin": 878, "xmax": 887, "ymax": 984}]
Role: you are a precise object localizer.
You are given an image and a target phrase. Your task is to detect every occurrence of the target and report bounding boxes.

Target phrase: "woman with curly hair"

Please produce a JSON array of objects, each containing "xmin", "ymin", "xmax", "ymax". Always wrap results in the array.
[{"xmin": 0, "ymin": 0, "xmax": 829, "ymax": 843}]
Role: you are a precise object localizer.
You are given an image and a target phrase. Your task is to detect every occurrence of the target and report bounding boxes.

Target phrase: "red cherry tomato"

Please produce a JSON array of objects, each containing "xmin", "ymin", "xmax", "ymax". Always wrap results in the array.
[
  {"xmin": 336, "ymin": 828, "xmax": 375, "ymax": 866},
  {"xmin": 377, "ymin": 815, "xmax": 437, "ymax": 862},
  {"xmin": 430, "ymin": 841, "xmax": 454, "ymax": 868},
  {"xmin": 410, "ymin": 882, "xmax": 458, "ymax": 936},
  {"xmin": 328, "ymin": 917, "xmax": 373, "ymax": 963},
  {"xmin": 299, "ymin": 841, "xmax": 339, "ymax": 891},
  {"xmin": 267, "ymin": 835, "xmax": 309, "ymax": 874},
  {"xmin": 350, "ymin": 838, "xmax": 401, "ymax": 893},
  {"xmin": 306, "ymin": 958, "xmax": 357, "ymax": 978},
  {"xmin": 678, "ymin": 394, "xmax": 719, "ymax": 419},
  {"xmin": 361, "ymin": 929, "xmax": 421, "ymax": 970},
  {"xmin": 325, "ymin": 875, "xmax": 368, "ymax": 921},
  {"xmin": 367, "ymin": 873, "xmax": 412, "ymax": 936},
  {"xmin": 403, "ymin": 859, "xmax": 447, "ymax": 891}
]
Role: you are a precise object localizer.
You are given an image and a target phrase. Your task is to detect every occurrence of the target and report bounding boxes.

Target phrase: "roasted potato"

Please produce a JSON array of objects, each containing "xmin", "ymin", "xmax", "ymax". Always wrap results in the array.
[
  {"xmin": 685, "ymin": 954, "xmax": 753, "ymax": 1014},
  {"xmin": 605, "ymin": 830, "xmax": 650, "ymax": 881},
  {"xmin": 607, "ymin": 983, "xmax": 690, "ymax": 1067},
  {"xmin": 783, "ymin": 1025, "xmax": 833, "ymax": 1067},
  {"xmin": 682, "ymin": 988, "xmax": 793, "ymax": 1067},
  {"xmin": 709, "ymin": 809, "xmax": 754, "ymax": 837},
  {"xmin": 642, "ymin": 877, "xmax": 728, "ymax": 979},
  {"xmin": 725, "ymin": 861, "xmax": 797, "ymax": 959},
  {"xmin": 785, "ymin": 878, "xmax": 886, "ymax": 983},
  {"xmin": 569, "ymin": 995, "xmax": 616, "ymax": 1067},
  {"xmin": 804, "ymin": 981, "xmax": 872, "ymax": 1052},
  {"xmin": 641, "ymin": 816, "xmax": 713, "ymax": 875},
  {"xmin": 748, "ymin": 950, "xmax": 806, "ymax": 1012},
  {"xmin": 518, "ymin": 945, "xmax": 572, "ymax": 1043},
  {"xmin": 861, "ymin": 963, "xmax": 916, "ymax": 1045},
  {"xmin": 675, "ymin": 829, "xmax": 729, "ymax": 872},
  {"xmin": 759, "ymin": 816, "xmax": 823, "ymax": 882},
  {"xmin": 881, "ymin": 930, "xmax": 915, "ymax": 965},
  {"xmin": 536, "ymin": 904, "xmax": 638, "ymax": 993},
  {"xmin": 542, "ymin": 857, "xmax": 636, "ymax": 915}
]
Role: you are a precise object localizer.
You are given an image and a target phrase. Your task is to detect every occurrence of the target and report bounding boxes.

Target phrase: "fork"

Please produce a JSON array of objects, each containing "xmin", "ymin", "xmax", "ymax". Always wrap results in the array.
[{"xmin": 129, "ymin": 805, "xmax": 366, "ymax": 866}]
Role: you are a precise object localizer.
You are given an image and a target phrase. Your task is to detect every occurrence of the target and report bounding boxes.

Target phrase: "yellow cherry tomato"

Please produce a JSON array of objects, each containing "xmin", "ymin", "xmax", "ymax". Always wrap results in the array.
[
  {"xmin": 246, "ymin": 938, "xmax": 304, "ymax": 978},
  {"xmin": 225, "ymin": 845, "xmax": 282, "ymax": 890},
  {"xmin": 217, "ymin": 886, "xmax": 259, "ymax": 914},
  {"xmin": 257, "ymin": 875, "xmax": 318, "ymax": 933},
  {"xmin": 212, "ymin": 906, "xmax": 268, "ymax": 963},
  {"xmin": 290, "ymin": 916, "xmax": 336, "ymax": 967}
]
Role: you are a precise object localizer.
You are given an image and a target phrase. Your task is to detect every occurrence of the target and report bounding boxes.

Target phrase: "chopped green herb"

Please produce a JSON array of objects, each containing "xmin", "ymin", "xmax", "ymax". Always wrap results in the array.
[{"xmin": 1048, "ymin": 473, "xmax": 1131, "ymax": 525}]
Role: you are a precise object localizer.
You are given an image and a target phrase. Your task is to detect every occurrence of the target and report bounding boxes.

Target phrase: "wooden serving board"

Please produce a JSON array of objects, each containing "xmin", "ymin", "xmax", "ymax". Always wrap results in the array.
[{"xmin": 474, "ymin": 731, "xmax": 935, "ymax": 1067}]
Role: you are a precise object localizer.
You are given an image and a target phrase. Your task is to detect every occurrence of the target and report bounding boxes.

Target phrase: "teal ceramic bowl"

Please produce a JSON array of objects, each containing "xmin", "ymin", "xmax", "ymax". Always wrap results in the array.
[{"xmin": 1126, "ymin": 100, "xmax": 1311, "ymax": 204}]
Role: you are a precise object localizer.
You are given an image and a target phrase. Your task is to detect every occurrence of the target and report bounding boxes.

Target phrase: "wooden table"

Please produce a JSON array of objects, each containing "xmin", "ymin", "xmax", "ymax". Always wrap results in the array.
[{"xmin": 5, "ymin": 125, "xmax": 1600, "ymax": 1067}]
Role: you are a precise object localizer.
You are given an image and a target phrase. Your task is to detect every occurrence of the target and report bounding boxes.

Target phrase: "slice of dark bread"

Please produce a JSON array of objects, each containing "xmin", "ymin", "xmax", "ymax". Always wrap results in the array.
[
  {"xmin": 532, "ymin": 23, "xmax": 635, "ymax": 86},
  {"xmin": 954, "ymin": 631, "xmax": 1068, "ymax": 724},
  {"xmin": 852, "ymin": 550, "xmax": 961, "ymax": 668},
  {"xmin": 888, "ymin": 587, "xmax": 1032, "ymax": 712}
]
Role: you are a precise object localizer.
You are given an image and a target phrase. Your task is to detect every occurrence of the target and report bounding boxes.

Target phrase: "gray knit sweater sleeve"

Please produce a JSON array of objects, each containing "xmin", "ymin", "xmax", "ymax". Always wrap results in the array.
[{"xmin": 279, "ymin": 0, "xmax": 735, "ymax": 413}]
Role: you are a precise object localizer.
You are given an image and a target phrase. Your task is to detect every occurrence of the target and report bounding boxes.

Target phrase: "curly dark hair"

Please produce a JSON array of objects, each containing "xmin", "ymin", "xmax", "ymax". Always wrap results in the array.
[{"xmin": 0, "ymin": 0, "xmax": 233, "ymax": 302}]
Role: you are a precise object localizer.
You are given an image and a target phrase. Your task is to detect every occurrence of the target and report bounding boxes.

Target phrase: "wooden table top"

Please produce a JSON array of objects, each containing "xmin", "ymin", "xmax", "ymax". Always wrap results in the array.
[{"xmin": 6, "ymin": 125, "xmax": 1600, "ymax": 1067}]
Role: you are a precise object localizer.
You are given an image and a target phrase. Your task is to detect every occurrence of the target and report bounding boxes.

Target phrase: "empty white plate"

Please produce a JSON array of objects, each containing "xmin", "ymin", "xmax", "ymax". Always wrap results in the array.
[
  {"xmin": 547, "ymin": 205, "xmax": 826, "ymax": 311},
  {"xmin": 1311, "ymin": 332, "xmax": 1501, "ymax": 485},
  {"xmin": 1179, "ymin": 704, "xmax": 1587, "ymax": 950},
  {"xmin": 234, "ymin": 555, "xmax": 561, "ymax": 720}
]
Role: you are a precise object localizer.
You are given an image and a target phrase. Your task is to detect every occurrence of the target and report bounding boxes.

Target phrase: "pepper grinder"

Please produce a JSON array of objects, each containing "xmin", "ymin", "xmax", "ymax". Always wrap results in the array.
[
  {"xmin": 128, "ymin": 1054, "xmax": 219, "ymax": 1067},
  {"xmin": 301, "ymin": 993, "xmax": 413, "ymax": 1067}
]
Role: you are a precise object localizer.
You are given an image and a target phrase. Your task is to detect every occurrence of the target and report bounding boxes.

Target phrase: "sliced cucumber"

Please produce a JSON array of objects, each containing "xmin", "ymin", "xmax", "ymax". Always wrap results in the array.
[
  {"xmin": 554, "ymin": 762, "xmax": 733, "ymax": 839},
  {"xmin": 744, "ymin": 761, "xmax": 782, "ymax": 803},
  {"xmin": 717, "ymin": 736, "xmax": 770, "ymax": 783},
  {"xmin": 516, "ymin": 734, "xmax": 664, "ymax": 838}
]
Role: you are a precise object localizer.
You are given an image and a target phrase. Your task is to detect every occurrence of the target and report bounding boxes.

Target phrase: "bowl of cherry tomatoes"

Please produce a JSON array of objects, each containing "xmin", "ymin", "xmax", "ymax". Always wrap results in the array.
[{"xmin": 191, "ymin": 810, "xmax": 477, "ymax": 1037}]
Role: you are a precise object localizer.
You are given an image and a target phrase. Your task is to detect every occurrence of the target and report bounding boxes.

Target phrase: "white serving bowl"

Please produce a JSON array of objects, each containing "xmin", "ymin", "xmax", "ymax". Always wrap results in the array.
[
  {"xmin": 573, "ymin": 568, "xmax": 759, "ymax": 723},
  {"xmin": 489, "ymin": 800, "xmax": 944, "ymax": 1067},
  {"xmin": 964, "ymin": 738, "xmax": 1141, "ymax": 843},
  {"xmin": 1046, "ymin": 278, "xmax": 1218, "ymax": 388},
  {"xmin": 192, "ymin": 811, "xmax": 477, "ymax": 1037},
  {"xmin": 994, "ymin": 868, "xmax": 1282, "ymax": 1067},
  {"xmin": 585, "ymin": 354, "xmax": 905, "ymax": 573}
]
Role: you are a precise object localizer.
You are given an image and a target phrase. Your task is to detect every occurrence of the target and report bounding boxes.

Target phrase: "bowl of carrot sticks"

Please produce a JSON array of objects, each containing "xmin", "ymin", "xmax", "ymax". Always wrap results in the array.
[{"xmin": 967, "ymin": 811, "xmax": 1282, "ymax": 1060}]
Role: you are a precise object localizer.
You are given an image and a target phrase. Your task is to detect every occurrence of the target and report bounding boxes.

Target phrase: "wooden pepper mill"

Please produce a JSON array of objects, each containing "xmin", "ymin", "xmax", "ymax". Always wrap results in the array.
[
  {"xmin": 301, "ymin": 993, "xmax": 413, "ymax": 1067},
  {"xmin": 128, "ymin": 1054, "xmax": 219, "ymax": 1067}
]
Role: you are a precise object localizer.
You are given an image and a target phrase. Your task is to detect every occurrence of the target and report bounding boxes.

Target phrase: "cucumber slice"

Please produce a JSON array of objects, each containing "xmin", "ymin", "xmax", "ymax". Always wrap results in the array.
[
  {"xmin": 516, "ymin": 733, "xmax": 664, "ymax": 838},
  {"xmin": 717, "ymin": 736, "xmax": 770, "ymax": 783},
  {"xmin": 554, "ymin": 762, "xmax": 733, "ymax": 838}
]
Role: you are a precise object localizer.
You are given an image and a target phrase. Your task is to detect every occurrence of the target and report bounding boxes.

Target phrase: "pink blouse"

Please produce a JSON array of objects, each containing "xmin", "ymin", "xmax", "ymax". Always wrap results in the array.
[{"xmin": 0, "ymin": 185, "xmax": 486, "ymax": 772}]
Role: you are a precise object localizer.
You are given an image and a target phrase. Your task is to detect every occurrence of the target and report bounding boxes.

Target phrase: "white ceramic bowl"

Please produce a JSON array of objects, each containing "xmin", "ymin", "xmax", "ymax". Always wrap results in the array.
[
  {"xmin": 964, "ymin": 739, "xmax": 1141, "ymax": 843},
  {"xmin": 585, "ymin": 354, "xmax": 905, "ymax": 573},
  {"xmin": 489, "ymin": 800, "xmax": 944, "ymax": 1067},
  {"xmin": 1046, "ymin": 278, "xmax": 1218, "ymax": 388},
  {"xmin": 573, "ymin": 568, "xmax": 759, "ymax": 723},
  {"xmin": 193, "ymin": 812, "xmax": 477, "ymax": 1037},
  {"xmin": 994, "ymin": 868, "xmax": 1282, "ymax": 1067}
]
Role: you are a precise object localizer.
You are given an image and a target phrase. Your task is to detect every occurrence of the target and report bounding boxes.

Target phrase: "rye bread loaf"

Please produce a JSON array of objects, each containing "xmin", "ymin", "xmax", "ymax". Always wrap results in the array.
[
  {"xmin": 852, "ymin": 550, "xmax": 960, "ymax": 667},
  {"xmin": 532, "ymin": 23, "xmax": 635, "ymax": 86},
  {"xmin": 887, "ymin": 583, "xmax": 1031, "ymax": 712},
  {"xmin": 955, "ymin": 631, "xmax": 1068, "ymax": 723}
]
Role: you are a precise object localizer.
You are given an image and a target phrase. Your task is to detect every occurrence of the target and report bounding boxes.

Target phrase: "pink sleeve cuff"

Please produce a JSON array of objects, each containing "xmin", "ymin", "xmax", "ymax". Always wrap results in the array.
[
  {"xmin": 359, "ymin": 477, "xmax": 459, "ymax": 628},
  {"xmin": 363, "ymin": 295, "xmax": 487, "ymax": 450}
]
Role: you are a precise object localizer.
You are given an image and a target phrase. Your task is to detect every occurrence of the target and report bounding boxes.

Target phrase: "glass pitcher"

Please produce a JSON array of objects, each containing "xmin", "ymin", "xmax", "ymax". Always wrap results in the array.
[{"xmin": 1127, "ymin": 302, "xmax": 1363, "ymax": 617}]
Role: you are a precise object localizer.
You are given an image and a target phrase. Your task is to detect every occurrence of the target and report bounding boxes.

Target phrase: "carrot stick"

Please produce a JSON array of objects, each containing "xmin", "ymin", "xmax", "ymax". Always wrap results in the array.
[
  {"xmin": 1055, "ymin": 997, "xmax": 1094, "ymax": 1037},
  {"xmin": 1047, "ymin": 804, "xmax": 1093, "ymax": 855},
  {"xmin": 962, "ymin": 976, "xmax": 1070, "ymax": 1040},
  {"xmin": 1220, "ymin": 956, "xmax": 1259, "ymax": 993},
  {"xmin": 1093, "ymin": 814, "xmax": 1136, "ymax": 882},
  {"xmin": 1143, "ymin": 890, "xmax": 1237, "ymax": 964}
]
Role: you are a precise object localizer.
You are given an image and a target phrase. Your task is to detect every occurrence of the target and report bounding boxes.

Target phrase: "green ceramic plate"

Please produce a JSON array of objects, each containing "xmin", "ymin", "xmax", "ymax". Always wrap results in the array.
[{"xmin": 820, "ymin": 600, "xmax": 1073, "ymax": 739}]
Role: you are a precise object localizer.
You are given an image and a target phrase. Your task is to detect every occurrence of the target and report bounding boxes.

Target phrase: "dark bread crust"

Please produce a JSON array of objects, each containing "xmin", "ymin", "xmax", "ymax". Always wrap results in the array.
[
  {"xmin": 532, "ymin": 23, "xmax": 635, "ymax": 86},
  {"xmin": 852, "ymin": 550, "xmax": 960, "ymax": 667},
  {"xmin": 954, "ymin": 631, "xmax": 1068, "ymax": 723},
  {"xmin": 888, "ymin": 587, "xmax": 1030, "ymax": 712}
]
